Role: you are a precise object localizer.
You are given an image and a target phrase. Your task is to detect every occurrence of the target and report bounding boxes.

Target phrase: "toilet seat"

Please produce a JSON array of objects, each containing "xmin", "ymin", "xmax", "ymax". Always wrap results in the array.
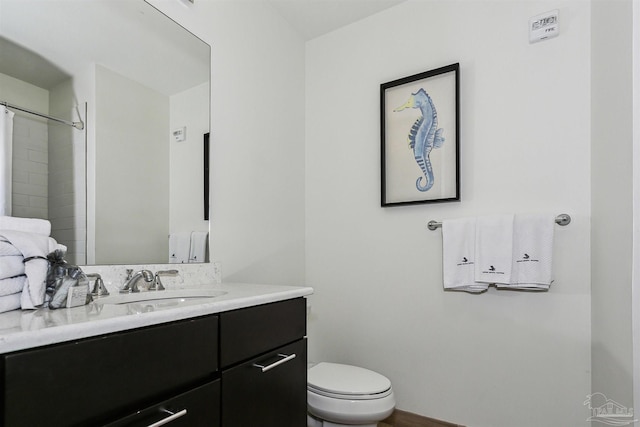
[{"xmin": 307, "ymin": 363, "xmax": 392, "ymax": 400}]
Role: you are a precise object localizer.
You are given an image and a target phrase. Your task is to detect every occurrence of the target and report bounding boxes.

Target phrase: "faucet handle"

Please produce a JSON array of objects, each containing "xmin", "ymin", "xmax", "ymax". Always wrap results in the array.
[
  {"xmin": 87, "ymin": 273, "xmax": 109, "ymax": 297},
  {"xmin": 148, "ymin": 270, "xmax": 179, "ymax": 291}
]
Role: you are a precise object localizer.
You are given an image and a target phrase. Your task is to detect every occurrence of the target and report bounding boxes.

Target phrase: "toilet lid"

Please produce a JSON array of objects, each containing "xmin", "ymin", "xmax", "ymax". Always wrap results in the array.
[{"xmin": 308, "ymin": 362, "xmax": 392, "ymax": 396}]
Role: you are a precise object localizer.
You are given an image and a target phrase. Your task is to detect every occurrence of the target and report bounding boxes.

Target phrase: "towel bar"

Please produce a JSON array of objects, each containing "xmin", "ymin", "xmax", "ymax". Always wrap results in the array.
[{"xmin": 427, "ymin": 213, "xmax": 571, "ymax": 231}]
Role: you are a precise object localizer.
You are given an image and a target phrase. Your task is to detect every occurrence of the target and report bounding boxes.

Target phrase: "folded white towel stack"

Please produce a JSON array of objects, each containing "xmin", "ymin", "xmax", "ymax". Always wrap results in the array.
[
  {"xmin": 0, "ymin": 293, "xmax": 21, "ymax": 314},
  {"xmin": 169, "ymin": 232, "xmax": 191, "ymax": 264},
  {"xmin": 0, "ymin": 230, "xmax": 64, "ymax": 309},
  {"xmin": 498, "ymin": 213, "xmax": 555, "ymax": 291},
  {"xmin": 0, "ymin": 256, "xmax": 24, "ymax": 279},
  {"xmin": 0, "ymin": 216, "xmax": 65, "ymax": 313},
  {"xmin": 189, "ymin": 231, "xmax": 208, "ymax": 263},
  {"xmin": 475, "ymin": 215, "xmax": 514, "ymax": 285},
  {"xmin": 0, "ymin": 239, "xmax": 21, "ymax": 256},
  {"xmin": 0, "ymin": 216, "xmax": 51, "ymax": 236},
  {"xmin": 442, "ymin": 217, "xmax": 487, "ymax": 293}
]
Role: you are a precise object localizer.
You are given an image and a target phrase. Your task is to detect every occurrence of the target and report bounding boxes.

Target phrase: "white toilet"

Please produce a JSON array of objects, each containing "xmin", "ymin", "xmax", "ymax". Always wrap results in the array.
[{"xmin": 307, "ymin": 362, "xmax": 396, "ymax": 427}]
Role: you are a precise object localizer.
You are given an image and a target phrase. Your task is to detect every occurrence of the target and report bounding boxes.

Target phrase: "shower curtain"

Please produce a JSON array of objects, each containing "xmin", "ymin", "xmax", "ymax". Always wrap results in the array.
[{"xmin": 0, "ymin": 107, "xmax": 14, "ymax": 216}]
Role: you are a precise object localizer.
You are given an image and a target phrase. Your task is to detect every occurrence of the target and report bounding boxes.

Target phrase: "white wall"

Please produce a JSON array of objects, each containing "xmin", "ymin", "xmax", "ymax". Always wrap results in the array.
[
  {"xmin": 306, "ymin": 2, "xmax": 591, "ymax": 426},
  {"xmin": 169, "ymin": 82, "xmax": 209, "ymax": 237},
  {"xmin": 148, "ymin": 0, "xmax": 306, "ymax": 285},
  {"xmin": 94, "ymin": 65, "xmax": 169, "ymax": 264},
  {"xmin": 591, "ymin": 0, "xmax": 634, "ymax": 411},
  {"xmin": 634, "ymin": 0, "xmax": 640, "ymax": 417},
  {"xmin": 48, "ymin": 78, "xmax": 86, "ymax": 264}
]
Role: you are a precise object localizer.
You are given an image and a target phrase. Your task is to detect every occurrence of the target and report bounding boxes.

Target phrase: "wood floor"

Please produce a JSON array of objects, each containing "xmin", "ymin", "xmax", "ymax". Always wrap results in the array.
[{"xmin": 378, "ymin": 410, "xmax": 465, "ymax": 427}]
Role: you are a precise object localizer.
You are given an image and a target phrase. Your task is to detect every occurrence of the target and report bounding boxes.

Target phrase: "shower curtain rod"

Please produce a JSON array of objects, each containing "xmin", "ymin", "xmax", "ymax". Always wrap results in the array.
[{"xmin": 1, "ymin": 101, "xmax": 84, "ymax": 130}]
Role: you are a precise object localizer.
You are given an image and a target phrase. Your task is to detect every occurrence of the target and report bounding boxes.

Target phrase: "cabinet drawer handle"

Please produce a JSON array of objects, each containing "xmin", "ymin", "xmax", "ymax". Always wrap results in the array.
[
  {"xmin": 253, "ymin": 353, "xmax": 296, "ymax": 372},
  {"xmin": 146, "ymin": 409, "xmax": 187, "ymax": 427}
]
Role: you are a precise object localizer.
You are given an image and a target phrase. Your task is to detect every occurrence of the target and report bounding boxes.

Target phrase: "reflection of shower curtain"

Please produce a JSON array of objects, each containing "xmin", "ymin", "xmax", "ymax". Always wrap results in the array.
[{"xmin": 0, "ymin": 108, "xmax": 14, "ymax": 216}]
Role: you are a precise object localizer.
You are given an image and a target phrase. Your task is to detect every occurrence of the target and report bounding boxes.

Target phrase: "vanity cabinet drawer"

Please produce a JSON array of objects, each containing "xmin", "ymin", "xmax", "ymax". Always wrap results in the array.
[
  {"xmin": 104, "ymin": 379, "xmax": 220, "ymax": 427},
  {"xmin": 222, "ymin": 339, "xmax": 307, "ymax": 427},
  {"xmin": 219, "ymin": 298, "xmax": 306, "ymax": 367},
  {"xmin": 1, "ymin": 315, "xmax": 218, "ymax": 427}
]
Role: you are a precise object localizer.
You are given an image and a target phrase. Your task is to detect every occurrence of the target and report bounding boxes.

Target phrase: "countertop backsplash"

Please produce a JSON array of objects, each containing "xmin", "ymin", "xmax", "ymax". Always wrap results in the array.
[{"xmin": 80, "ymin": 262, "xmax": 222, "ymax": 295}]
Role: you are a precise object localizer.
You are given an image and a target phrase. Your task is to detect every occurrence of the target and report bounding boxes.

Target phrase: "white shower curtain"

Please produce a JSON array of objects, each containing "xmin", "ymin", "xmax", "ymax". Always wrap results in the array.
[{"xmin": 0, "ymin": 108, "xmax": 14, "ymax": 216}]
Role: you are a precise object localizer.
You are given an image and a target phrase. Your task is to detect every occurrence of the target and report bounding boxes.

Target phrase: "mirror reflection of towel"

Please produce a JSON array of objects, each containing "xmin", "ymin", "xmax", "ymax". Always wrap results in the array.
[
  {"xmin": 169, "ymin": 232, "xmax": 190, "ymax": 264},
  {"xmin": 189, "ymin": 231, "xmax": 208, "ymax": 263}
]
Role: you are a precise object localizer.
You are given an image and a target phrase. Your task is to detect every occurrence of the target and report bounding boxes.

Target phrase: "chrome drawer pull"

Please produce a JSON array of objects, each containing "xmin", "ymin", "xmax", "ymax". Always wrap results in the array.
[
  {"xmin": 147, "ymin": 409, "xmax": 187, "ymax": 427},
  {"xmin": 253, "ymin": 353, "xmax": 296, "ymax": 372}
]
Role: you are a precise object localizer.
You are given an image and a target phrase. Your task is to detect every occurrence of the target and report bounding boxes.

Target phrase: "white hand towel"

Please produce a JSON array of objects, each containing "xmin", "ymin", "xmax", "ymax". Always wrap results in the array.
[
  {"xmin": 498, "ymin": 213, "xmax": 555, "ymax": 291},
  {"xmin": 0, "ymin": 256, "xmax": 24, "ymax": 280},
  {"xmin": 169, "ymin": 232, "xmax": 191, "ymax": 264},
  {"xmin": 0, "ymin": 216, "xmax": 51, "ymax": 236},
  {"xmin": 475, "ymin": 215, "xmax": 514, "ymax": 285},
  {"xmin": 0, "ymin": 230, "xmax": 62, "ymax": 309},
  {"xmin": 0, "ymin": 292, "xmax": 21, "ymax": 314},
  {"xmin": 189, "ymin": 231, "xmax": 208, "ymax": 263},
  {"xmin": 442, "ymin": 217, "xmax": 487, "ymax": 293},
  {"xmin": 0, "ymin": 275, "xmax": 26, "ymax": 296}
]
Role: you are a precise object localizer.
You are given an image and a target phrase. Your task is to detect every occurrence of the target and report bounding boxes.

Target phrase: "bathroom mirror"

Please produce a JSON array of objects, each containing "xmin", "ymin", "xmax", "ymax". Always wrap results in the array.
[{"xmin": 0, "ymin": 0, "xmax": 210, "ymax": 265}]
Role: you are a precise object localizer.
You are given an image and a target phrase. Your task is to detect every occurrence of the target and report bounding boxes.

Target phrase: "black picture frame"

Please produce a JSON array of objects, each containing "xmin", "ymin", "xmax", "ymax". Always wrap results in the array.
[{"xmin": 381, "ymin": 63, "xmax": 460, "ymax": 207}]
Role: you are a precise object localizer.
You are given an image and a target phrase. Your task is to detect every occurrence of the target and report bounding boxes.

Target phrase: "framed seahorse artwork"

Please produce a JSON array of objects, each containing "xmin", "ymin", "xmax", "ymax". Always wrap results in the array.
[{"xmin": 380, "ymin": 63, "xmax": 459, "ymax": 206}]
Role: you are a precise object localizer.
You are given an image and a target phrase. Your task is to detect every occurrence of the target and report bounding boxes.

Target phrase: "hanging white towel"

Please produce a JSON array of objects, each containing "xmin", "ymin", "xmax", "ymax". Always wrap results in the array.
[
  {"xmin": 0, "ymin": 256, "xmax": 24, "ymax": 280},
  {"xmin": 169, "ymin": 232, "xmax": 191, "ymax": 264},
  {"xmin": 0, "ymin": 216, "xmax": 51, "ymax": 236},
  {"xmin": 189, "ymin": 231, "xmax": 208, "ymax": 263},
  {"xmin": 442, "ymin": 217, "xmax": 487, "ymax": 293},
  {"xmin": 0, "ymin": 109, "xmax": 14, "ymax": 216},
  {"xmin": 498, "ymin": 213, "xmax": 555, "ymax": 291},
  {"xmin": 475, "ymin": 215, "xmax": 514, "ymax": 285}
]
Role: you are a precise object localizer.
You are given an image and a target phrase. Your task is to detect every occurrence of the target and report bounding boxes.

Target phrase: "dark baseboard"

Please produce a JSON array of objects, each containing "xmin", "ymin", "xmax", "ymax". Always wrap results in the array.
[{"xmin": 379, "ymin": 409, "xmax": 465, "ymax": 427}]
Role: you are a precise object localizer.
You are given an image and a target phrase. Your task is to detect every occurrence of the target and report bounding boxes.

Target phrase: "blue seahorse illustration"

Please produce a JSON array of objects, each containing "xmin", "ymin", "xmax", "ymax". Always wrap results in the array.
[{"xmin": 394, "ymin": 88, "xmax": 445, "ymax": 192}]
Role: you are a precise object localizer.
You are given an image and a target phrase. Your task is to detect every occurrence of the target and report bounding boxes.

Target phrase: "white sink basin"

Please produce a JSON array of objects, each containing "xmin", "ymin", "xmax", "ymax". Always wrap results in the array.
[{"xmin": 94, "ymin": 289, "xmax": 227, "ymax": 305}]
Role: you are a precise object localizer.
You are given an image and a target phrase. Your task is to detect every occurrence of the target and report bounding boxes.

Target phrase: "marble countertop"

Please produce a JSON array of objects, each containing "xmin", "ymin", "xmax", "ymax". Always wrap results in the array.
[{"xmin": 0, "ymin": 282, "xmax": 313, "ymax": 354}]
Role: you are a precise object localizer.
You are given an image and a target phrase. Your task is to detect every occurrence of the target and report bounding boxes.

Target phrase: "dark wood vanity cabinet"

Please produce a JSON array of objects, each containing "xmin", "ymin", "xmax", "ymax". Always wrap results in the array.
[
  {"xmin": 0, "ymin": 297, "xmax": 307, "ymax": 427},
  {"xmin": 220, "ymin": 298, "xmax": 307, "ymax": 427}
]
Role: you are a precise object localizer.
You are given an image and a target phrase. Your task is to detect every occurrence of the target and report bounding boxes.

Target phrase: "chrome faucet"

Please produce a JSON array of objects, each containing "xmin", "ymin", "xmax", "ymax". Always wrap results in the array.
[
  {"xmin": 86, "ymin": 273, "xmax": 110, "ymax": 297},
  {"xmin": 148, "ymin": 270, "xmax": 179, "ymax": 291},
  {"xmin": 120, "ymin": 269, "xmax": 154, "ymax": 293}
]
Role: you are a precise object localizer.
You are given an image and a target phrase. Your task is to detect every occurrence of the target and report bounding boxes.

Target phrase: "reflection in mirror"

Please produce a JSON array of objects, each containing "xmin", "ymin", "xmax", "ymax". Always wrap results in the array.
[{"xmin": 0, "ymin": 0, "xmax": 211, "ymax": 265}]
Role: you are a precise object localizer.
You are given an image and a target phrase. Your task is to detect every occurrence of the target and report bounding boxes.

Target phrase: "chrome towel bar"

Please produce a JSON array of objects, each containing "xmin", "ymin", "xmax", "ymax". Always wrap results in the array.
[{"xmin": 427, "ymin": 213, "xmax": 571, "ymax": 231}]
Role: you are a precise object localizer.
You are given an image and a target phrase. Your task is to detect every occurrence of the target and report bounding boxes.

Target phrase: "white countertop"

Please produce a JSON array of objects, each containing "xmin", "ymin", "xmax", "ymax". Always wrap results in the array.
[{"xmin": 0, "ymin": 283, "xmax": 313, "ymax": 354}]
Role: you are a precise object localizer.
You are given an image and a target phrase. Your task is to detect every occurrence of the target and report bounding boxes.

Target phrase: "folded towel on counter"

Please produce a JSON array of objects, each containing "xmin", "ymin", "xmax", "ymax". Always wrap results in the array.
[
  {"xmin": 442, "ymin": 217, "xmax": 487, "ymax": 293},
  {"xmin": 0, "ymin": 276, "xmax": 26, "ymax": 297},
  {"xmin": 475, "ymin": 215, "xmax": 514, "ymax": 285},
  {"xmin": 0, "ymin": 216, "xmax": 51, "ymax": 236},
  {"xmin": 0, "ymin": 230, "xmax": 65, "ymax": 309},
  {"xmin": 497, "ymin": 213, "xmax": 555, "ymax": 291},
  {"xmin": 0, "ymin": 256, "xmax": 24, "ymax": 280},
  {"xmin": 169, "ymin": 232, "xmax": 191, "ymax": 264},
  {"xmin": 0, "ymin": 293, "xmax": 21, "ymax": 314},
  {"xmin": 189, "ymin": 231, "xmax": 208, "ymax": 263},
  {"xmin": 0, "ymin": 239, "xmax": 21, "ymax": 256}
]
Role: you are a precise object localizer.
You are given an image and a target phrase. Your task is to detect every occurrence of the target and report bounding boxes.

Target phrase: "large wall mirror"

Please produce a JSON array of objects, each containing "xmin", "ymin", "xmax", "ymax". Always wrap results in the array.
[{"xmin": 0, "ymin": 0, "xmax": 211, "ymax": 265}]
